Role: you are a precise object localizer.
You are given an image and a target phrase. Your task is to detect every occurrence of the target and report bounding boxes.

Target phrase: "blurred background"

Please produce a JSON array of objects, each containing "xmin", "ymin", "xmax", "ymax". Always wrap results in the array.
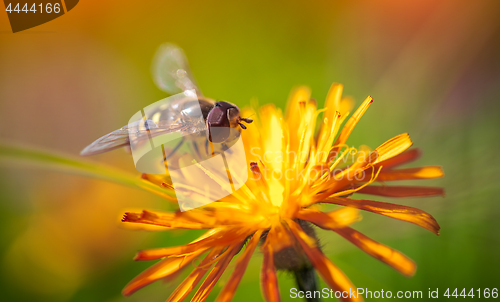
[{"xmin": 1, "ymin": 0, "xmax": 499, "ymax": 301}]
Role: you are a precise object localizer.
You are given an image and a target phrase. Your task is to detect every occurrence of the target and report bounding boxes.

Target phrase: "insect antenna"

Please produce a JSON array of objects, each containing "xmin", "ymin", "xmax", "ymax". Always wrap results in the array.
[
  {"xmin": 240, "ymin": 117, "xmax": 253, "ymax": 123},
  {"xmin": 238, "ymin": 116, "xmax": 253, "ymax": 130}
]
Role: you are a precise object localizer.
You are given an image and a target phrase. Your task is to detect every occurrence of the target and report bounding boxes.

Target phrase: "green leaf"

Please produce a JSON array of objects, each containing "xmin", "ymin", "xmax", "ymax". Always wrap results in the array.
[{"xmin": 0, "ymin": 143, "xmax": 177, "ymax": 202}]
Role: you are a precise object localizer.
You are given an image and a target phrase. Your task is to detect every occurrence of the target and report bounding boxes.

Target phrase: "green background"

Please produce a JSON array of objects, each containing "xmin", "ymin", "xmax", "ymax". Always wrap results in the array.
[{"xmin": 1, "ymin": 0, "xmax": 499, "ymax": 301}]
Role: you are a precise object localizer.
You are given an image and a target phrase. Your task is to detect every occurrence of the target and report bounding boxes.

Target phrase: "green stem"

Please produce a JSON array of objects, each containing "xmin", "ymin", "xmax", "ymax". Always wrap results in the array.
[
  {"xmin": 0, "ymin": 143, "xmax": 177, "ymax": 201},
  {"xmin": 293, "ymin": 265, "xmax": 322, "ymax": 302}
]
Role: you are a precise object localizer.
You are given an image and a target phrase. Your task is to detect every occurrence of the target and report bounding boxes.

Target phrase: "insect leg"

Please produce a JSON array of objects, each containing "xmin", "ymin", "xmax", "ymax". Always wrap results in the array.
[
  {"xmin": 162, "ymin": 137, "xmax": 185, "ymax": 162},
  {"xmin": 205, "ymin": 138, "xmax": 216, "ymax": 157},
  {"xmin": 221, "ymin": 142, "xmax": 234, "ymax": 154},
  {"xmin": 191, "ymin": 139, "xmax": 203, "ymax": 160}
]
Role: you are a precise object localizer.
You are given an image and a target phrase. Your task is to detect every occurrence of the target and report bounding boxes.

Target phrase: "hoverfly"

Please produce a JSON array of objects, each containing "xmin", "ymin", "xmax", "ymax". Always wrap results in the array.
[{"xmin": 80, "ymin": 44, "xmax": 253, "ymax": 160}]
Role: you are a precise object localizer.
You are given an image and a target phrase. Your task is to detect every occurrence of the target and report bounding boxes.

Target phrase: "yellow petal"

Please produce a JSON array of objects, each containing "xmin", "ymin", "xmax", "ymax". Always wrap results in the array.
[
  {"xmin": 324, "ymin": 84, "xmax": 343, "ymax": 120},
  {"xmin": 372, "ymin": 133, "xmax": 413, "ymax": 165},
  {"xmin": 287, "ymin": 220, "xmax": 363, "ymax": 302},
  {"xmin": 339, "ymin": 97, "xmax": 354, "ymax": 117},
  {"xmin": 317, "ymin": 134, "xmax": 413, "ymax": 197},
  {"xmin": 122, "ymin": 251, "xmax": 201, "ymax": 296},
  {"xmin": 134, "ymin": 228, "xmax": 249, "ymax": 260},
  {"xmin": 296, "ymin": 99, "xmax": 318, "ymax": 168},
  {"xmin": 259, "ymin": 104, "xmax": 285, "ymax": 207},
  {"xmin": 330, "ymin": 96, "xmax": 373, "ymax": 160},
  {"xmin": 285, "ymin": 86, "xmax": 311, "ymax": 124},
  {"xmin": 317, "ymin": 84, "xmax": 343, "ymax": 152},
  {"xmin": 122, "ymin": 210, "xmax": 215, "ymax": 229},
  {"xmin": 321, "ymin": 197, "xmax": 441, "ymax": 235},
  {"xmin": 355, "ymin": 166, "xmax": 445, "ymax": 182},
  {"xmin": 216, "ymin": 230, "xmax": 263, "ymax": 302},
  {"xmin": 296, "ymin": 207, "xmax": 361, "ymax": 229},
  {"xmin": 357, "ymin": 185, "xmax": 445, "ymax": 197},
  {"xmin": 191, "ymin": 245, "xmax": 240, "ymax": 302},
  {"xmin": 260, "ymin": 244, "xmax": 281, "ymax": 302},
  {"xmin": 123, "ymin": 208, "xmax": 262, "ymax": 231},
  {"xmin": 335, "ymin": 227, "xmax": 416, "ymax": 276},
  {"xmin": 375, "ymin": 148, "xmax": 421, "ymax": 169},
  {"xmin": 377, "ymin": 166, "xmax": 445, "ymax": 181},
  {"xmin": 265, "ymin": 222, "xmax": 295, "ymax": 252},
  {"xmin": 167, "ymin": 247, "xmax": 224, "ymax": 302}
]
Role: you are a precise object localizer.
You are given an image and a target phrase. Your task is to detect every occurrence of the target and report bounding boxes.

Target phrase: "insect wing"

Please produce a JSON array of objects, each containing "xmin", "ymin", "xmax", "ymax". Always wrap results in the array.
[
  {"xmin": 152, "ymin": 43, "xmax": 203, "ymax": 96},
  {"xmin": 80, "ymin": 120, "xmax": 188, "ymax": 156},
  {"xmin": 80, "ymin": 125, "xmax": 132, "ymax": 156},
  {"xmin": 128, "ymin": 90, "xmax": 204, "ymax": 174}
]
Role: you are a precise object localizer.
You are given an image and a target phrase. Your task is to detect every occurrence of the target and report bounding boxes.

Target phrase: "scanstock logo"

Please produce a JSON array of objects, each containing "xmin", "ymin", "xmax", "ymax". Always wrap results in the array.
[{"xmin": 3, "ymin": 0, "xmax": 79, "ymax": 33}]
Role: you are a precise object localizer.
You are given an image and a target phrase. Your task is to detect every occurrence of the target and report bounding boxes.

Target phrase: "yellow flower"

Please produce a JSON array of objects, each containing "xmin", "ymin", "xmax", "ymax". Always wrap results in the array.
[{"xmin": 122, "ymin": 84, "xmax": 444, "ymax": 302}]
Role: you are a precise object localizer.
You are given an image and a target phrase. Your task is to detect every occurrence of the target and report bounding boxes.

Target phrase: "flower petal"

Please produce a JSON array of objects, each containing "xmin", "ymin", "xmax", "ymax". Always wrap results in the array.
[
  {"xmin": 122, "ymin": 251, "xmax": 201, "ymax": 296},
  {"xmin": 335, "ymin": 227, "xmax": 416, "ymax": 276},
  {"xmin": 122, "ymin": 208, "xmax": 259, "ymax": 230},
  {"xmin": 321, "ymin": 197, "xmax": 440, "ymax": 235},
  {"xmin": 297, "ymin": 208, "xmax": 416, "ymax": 276},
  {"xmin": 356, "ymin": 185, "xmax": 445, "ymax": 197},
  {"xmin": 317, "ymin": 84, "xmax": 343, "ymax": 151},
  {"xmin": 353, "ymin": 166, "xmax": 445, "ymax": 183},
  {"xmin": 266, "ymin": 222, "xmax": 295, "ymax": 252},
  {"xmin": 191, "ymin": 244, "xmax": 241, "ymax": 302},
  {"xmin": 316, "ymin": 134, "xmax": 412, "ymax": 200},
  {"xmin": 296, "ymin": 207, "xmax": 361, "ymax": 229},
  {"xmin": 329, "ymin": 96, "xmax": 373, "ymax": 160},
  {"xmin": 167, "ymin": 248, "xmax": 224, "ymax": 302},
  {"xmin": 285, "ymin": 86, "xmax": 311, "ymax": 125},
  {"xmin": 216, "ymin": 230, "xmax": 263, "ymax": 302},
  {"xmin": 339, "ymin": 97, "xmax": 354, "ymax": 117},
  {"xmin": 260, "ymin": 244, "xmax": 281, "ymax": 302},
  {"xmin": 372, "ymin": 133, "xmax": 413, "ymax": 165},
  {"xmin": 286, "ymin": 220, "xmax": 363, "ymax": 302},
  {"xmin": 324, "ymin": 84, "xmax": 343, "ymax": 119},
  {"xmin": 259, "ymin": 104, "xmax": 286, "ymax": 206},
  {"xmin": 375, "ymin": 166, "xmax": 445, "ymax": 181},
  {"xmin": 375, "ymin": 148, "xmax": 421, "ymax": 169},
  {"xmin": 122, "ymin": 210, "xmax": 216, "ymax": 229},
  {"xmin": 134, "ymin": 228, "xmax": 250, "ymax": 260}
]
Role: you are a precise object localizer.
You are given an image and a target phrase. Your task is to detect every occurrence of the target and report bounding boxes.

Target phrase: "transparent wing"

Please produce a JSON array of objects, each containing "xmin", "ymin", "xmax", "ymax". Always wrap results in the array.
[
  {"xmin": 81, "ymin": 91, "xmax": 205, "ymax": 157},
  {"xmin": 152, "ymin": 43, "xmax": 203, "ymax": 96},
  {"xmin": 80, "ymin": 120, "xmax": 188, "ymax": 156}
]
